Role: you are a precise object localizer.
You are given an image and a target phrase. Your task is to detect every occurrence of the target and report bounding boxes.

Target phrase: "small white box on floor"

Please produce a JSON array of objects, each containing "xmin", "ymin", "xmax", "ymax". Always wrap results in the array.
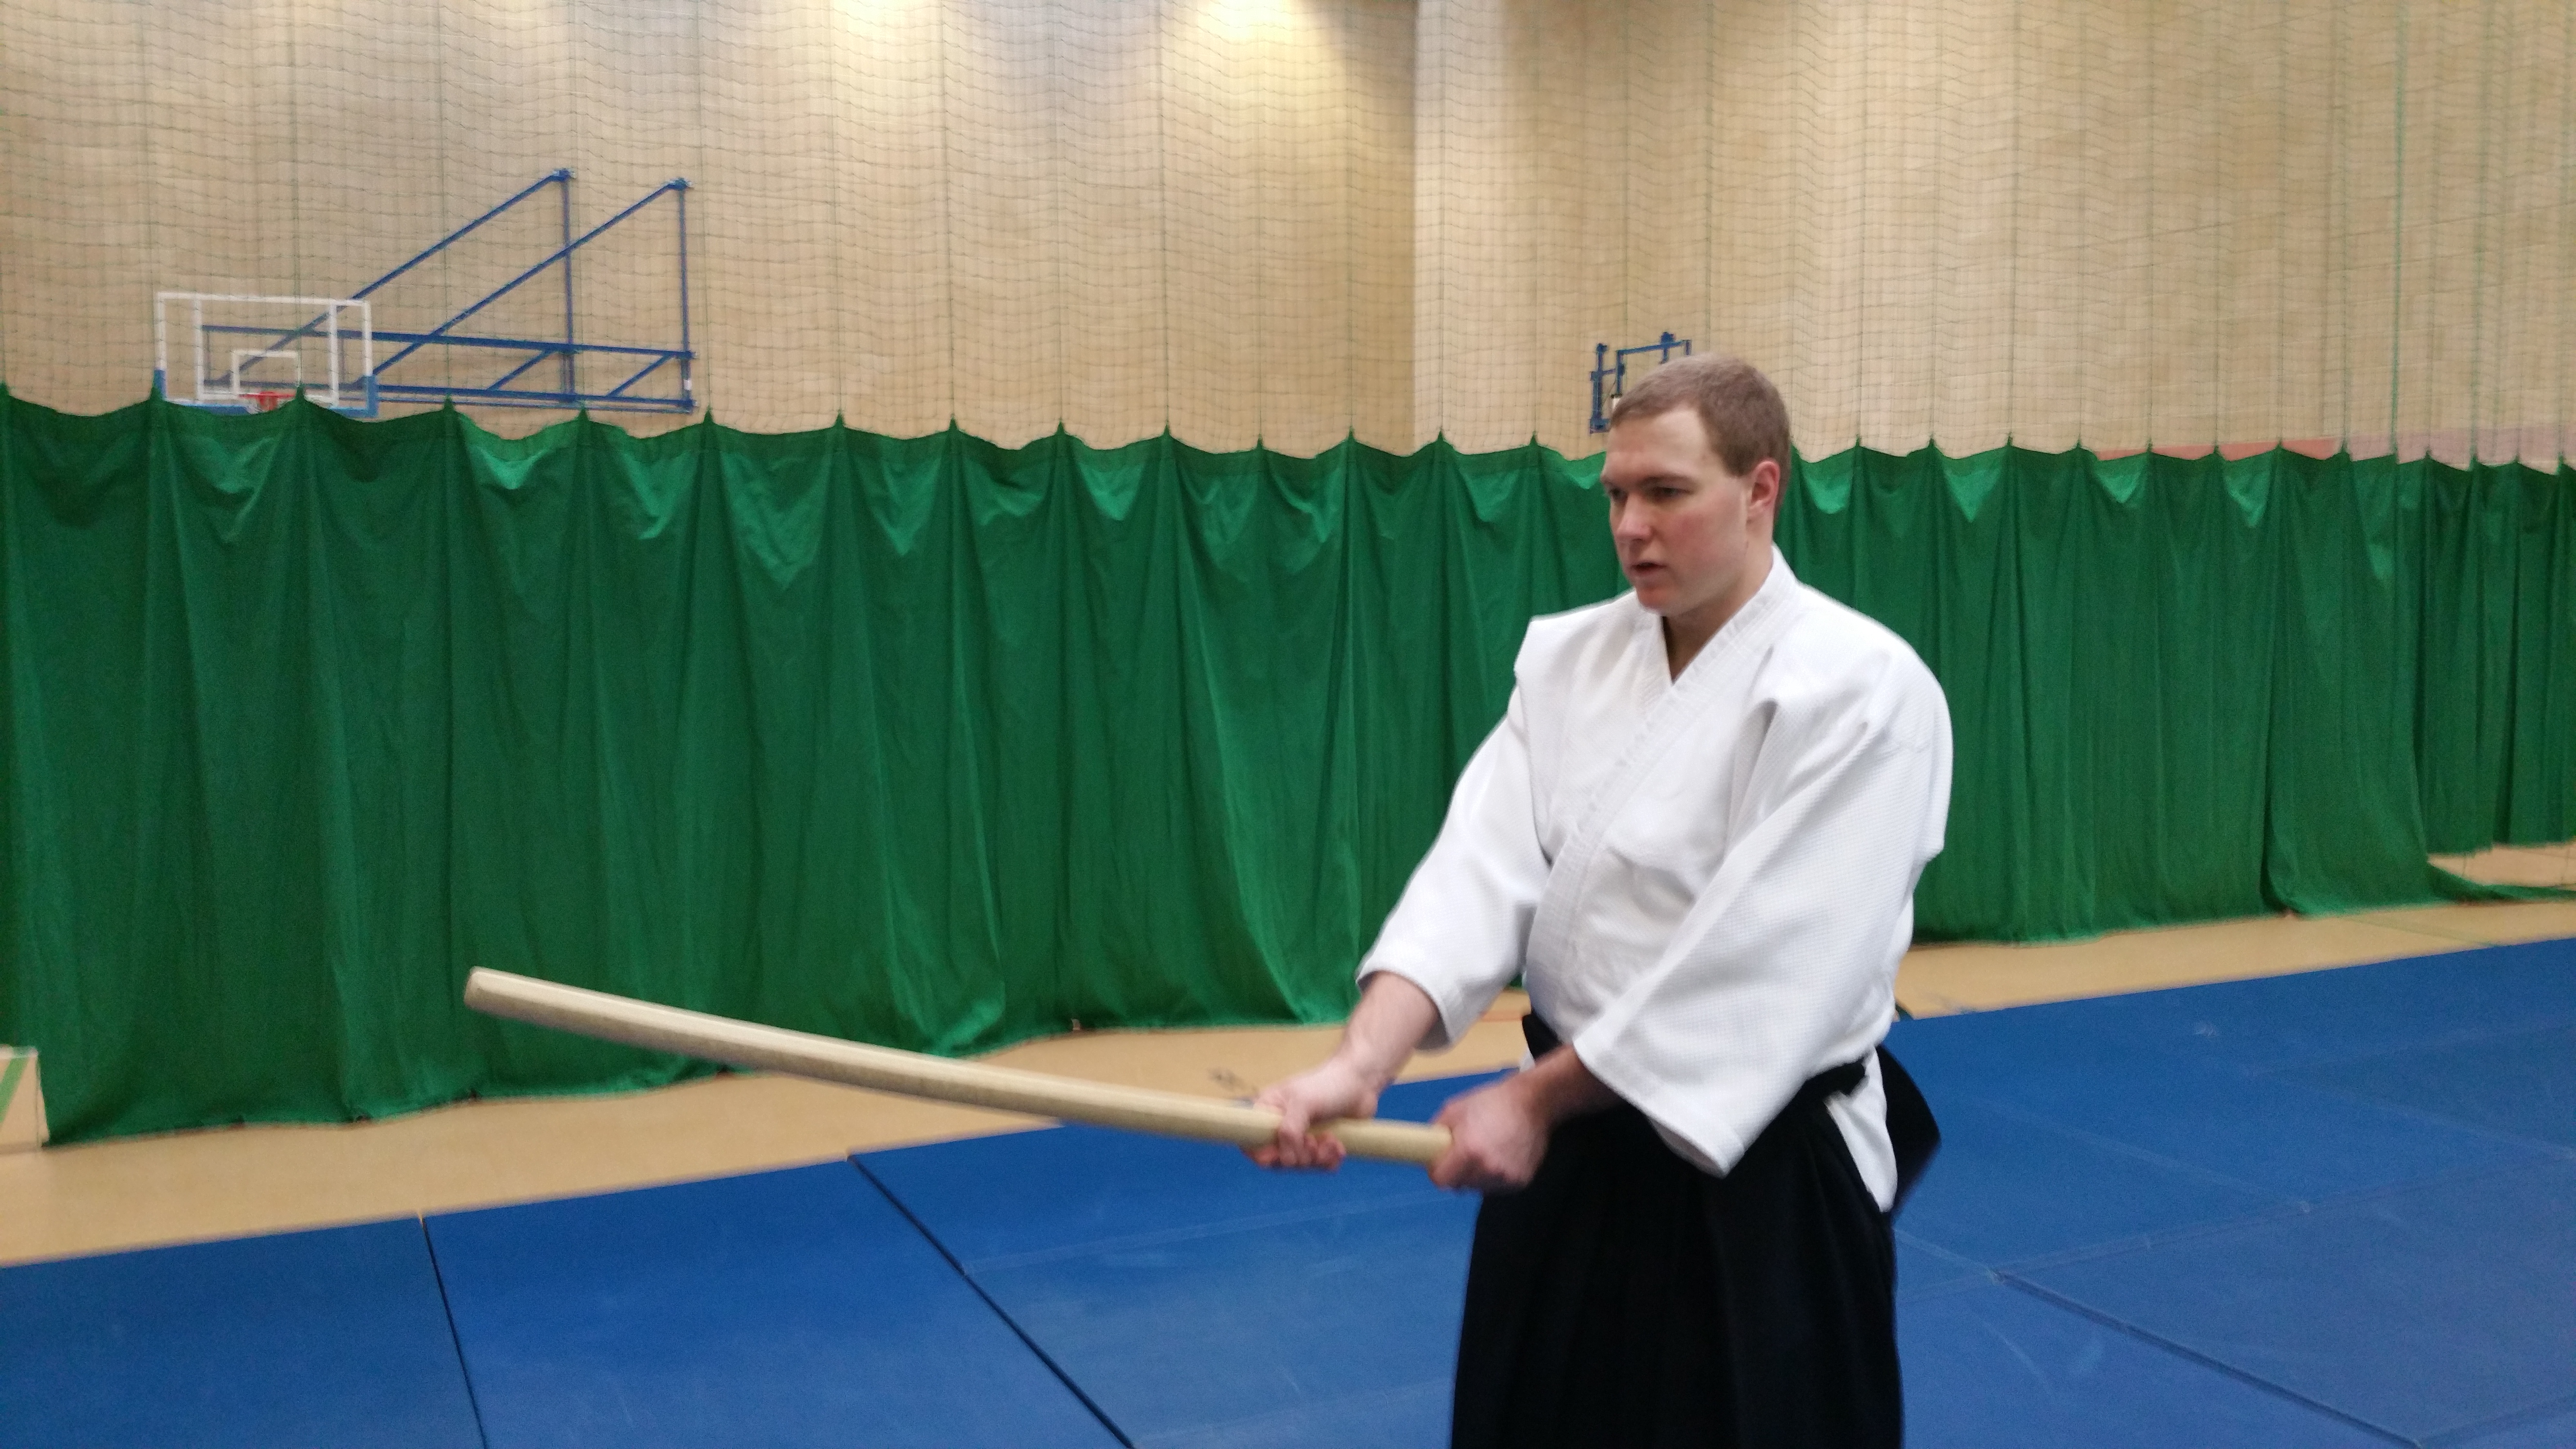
[{"xmin": 0, "ymin": 1047, "xmax": 47, "ymax": 1151}]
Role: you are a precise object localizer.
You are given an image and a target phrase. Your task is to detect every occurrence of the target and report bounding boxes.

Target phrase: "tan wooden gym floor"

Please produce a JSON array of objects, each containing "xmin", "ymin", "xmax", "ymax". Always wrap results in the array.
[{"xmin": 3, "ymin": 840, "xmax": 2568, "ymax": 1269}]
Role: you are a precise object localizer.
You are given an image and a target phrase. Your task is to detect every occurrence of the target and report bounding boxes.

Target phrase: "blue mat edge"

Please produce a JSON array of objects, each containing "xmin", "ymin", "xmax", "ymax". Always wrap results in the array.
[{"xmin": 0, "ymin": 1214, "xmax": 487, "ymax": 1449}]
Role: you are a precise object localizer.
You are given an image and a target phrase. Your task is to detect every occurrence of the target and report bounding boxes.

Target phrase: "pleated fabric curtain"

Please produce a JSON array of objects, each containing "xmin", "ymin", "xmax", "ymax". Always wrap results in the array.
[
  {"xmin": 2, "ymin": 389, "xmax": 2568, "ymax": 1141},
  {"xmin": 1780, "ymin": 446, "xmax": 2574, "ymax": 938}
]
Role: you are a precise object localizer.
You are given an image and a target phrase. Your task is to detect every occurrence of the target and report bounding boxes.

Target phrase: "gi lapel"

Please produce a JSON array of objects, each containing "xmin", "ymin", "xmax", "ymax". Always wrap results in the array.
[{"xmin": 1524, "ymin": 566, "xmax": 1806, "ymax": 976}]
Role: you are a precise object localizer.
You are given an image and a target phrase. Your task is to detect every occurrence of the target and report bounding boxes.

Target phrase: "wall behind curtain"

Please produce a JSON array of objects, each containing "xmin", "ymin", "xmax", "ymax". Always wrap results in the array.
[
  {"xmin": 6, "ymin": 0, "xmax": 2573, "ymax": 458},
  {"xmin": 1414, "ymin": 0, "xmax": 2576, "ymax": 459},
  {"xmin": 0, "ymin": 0, "xmax": 1415, "ymax": 451}
]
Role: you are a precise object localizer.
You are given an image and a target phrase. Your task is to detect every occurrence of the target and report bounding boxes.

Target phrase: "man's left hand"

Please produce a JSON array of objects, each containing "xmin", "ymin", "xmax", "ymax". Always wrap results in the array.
[{"xmin": 1429, "ymin": 1076, "xmax": 1552, "ymax": 1192}]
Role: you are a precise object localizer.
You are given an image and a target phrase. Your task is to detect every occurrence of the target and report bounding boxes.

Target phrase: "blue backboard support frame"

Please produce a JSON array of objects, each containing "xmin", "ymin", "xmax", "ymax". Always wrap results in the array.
[
  {"xmin": 1589, "ymin": 332, "xmax": 1692, "ymax": 434},
  {"xmin": 155, "ymin": 172, "xmax": 696, "ymax": 416}
]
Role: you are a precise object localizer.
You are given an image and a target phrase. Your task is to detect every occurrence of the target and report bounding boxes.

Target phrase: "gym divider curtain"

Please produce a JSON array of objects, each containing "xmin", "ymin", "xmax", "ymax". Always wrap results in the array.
[
  {"xmin": 1782, "ymin": 445, "xmax": 2573, "ymax": 934},
  {"xmin": 3, "ymin": 390, "xmax": 2569, "ymax": 1141}
]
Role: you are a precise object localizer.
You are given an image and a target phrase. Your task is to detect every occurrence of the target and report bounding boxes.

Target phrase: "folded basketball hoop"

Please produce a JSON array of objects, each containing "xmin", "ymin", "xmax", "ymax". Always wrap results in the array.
[{"xmin": 153, "ymin": 292, "xmax": 376, "ymax": 416}]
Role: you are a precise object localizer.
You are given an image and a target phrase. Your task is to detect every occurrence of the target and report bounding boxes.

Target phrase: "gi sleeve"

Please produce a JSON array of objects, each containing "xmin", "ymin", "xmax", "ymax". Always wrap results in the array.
[
  {"xmin": 1355, "ymin": 688, "xmax": 1551, "ymax": 1050},
  {"xmin": 1568, "ymin": 684, "xmax": 1951, "ymax": 1174}
]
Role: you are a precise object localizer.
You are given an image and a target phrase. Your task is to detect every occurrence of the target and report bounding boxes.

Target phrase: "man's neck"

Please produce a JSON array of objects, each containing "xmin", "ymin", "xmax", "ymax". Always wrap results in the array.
[{"xmin": 1659, "ymin": 547, "xmax": 1773, "ymax": 679}]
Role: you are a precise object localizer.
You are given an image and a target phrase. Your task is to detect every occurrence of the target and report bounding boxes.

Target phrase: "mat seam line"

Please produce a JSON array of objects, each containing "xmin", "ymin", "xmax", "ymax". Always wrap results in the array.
[
  {"xmin": 853, "ymin": 1158, "xmax": 1136, "ymax": 1449},
  {"xmin": 2419, "ymin": 1385, "xmax": 2576, "ymax": 1447},
  {"xmin": 1969, "ymin": 1094, "xmax": 2299, "ymax": 1199},
  {"xmin": 2250, "ymin": 1014, "xmax": 2576, "ymax": 1078},
  {"xmin": 1128, "ymin": 1375, "xmax": 1449, "ymax": 1447},
  {"xmin": 1992, "ymin": 1272, "xmax": 2419, "ymax": 1448},
  {"xmin": 2351, "ymin": 919, "xmax": 2511, "ymax": 948},
  {"xmin": 1892, "ymin": 1271, "xmax": 1995, "ymax": 1308},
  {"xmin": 416, "ymin": 1214, "xmax": 493, "ymax": 1449},
  {"xmin": 2259, "ymin": 1059, "xmax": 2576, "ymax": 1163},
  {"xmin": 2343, "ymin": 907, "xmax": 2568, "ymax": 948},
  {"xmin": 1955, "ymin": 1198, "xmax": 2322, "ymax": 1276},
  {"xmin": 957, "ymin": 1189, "xmax": 1456, "ymax": 1274},
  {"xmin": 1965, "ymin": 1153, "xmax": 2567, "ymax": 1277}
]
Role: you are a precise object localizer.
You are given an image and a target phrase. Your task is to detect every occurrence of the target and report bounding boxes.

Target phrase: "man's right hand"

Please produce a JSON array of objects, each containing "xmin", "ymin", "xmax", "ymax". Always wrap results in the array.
[
  {"xmin": 1247, "ymin": 1057, "xmax": 1382, "ymax": 1171},
  {"xmin": 1243, "ymin": 973, "xmax": 1444, "ymax": 1173}
]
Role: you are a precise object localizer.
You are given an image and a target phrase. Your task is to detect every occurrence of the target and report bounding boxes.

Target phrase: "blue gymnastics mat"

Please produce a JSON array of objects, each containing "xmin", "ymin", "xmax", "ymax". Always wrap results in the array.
[
  {"xmin": 856, "ymin": 942, "xmax": 2574, "ymax": 1449},
  {"xmin": 1888, "ymin": 934, "xmax": 2576, "ymax": 1446},
  {"xmin": 2020, "ymin": 1159, "xmax": 2576, "ymax": 1444},
  {"xmin": 1890, "ymin": 935, "xmax": 2576, "ymax": 1082},
  {"xmin": 862, "ymin": 1072, "xmax": 1499, "ymax": 1449},
  {"xmin": 425, "ymin": 1161, "xmax": 1121, "ymax": 1449},
  {"xmin": 1898, "ymin": 1281, "xmax": 2391, "ymax": 1448},
  {"xmin": 17, "ymin": 937, "xmax": 2571, "ymax": 1448},
  {"xmin": 0, "ymin": 1218, "xmax": 479, "ymax": 1449},
  {"xmin": 2284, "ymin": 1021, "xmax": 2576, "ymax": 1151}
]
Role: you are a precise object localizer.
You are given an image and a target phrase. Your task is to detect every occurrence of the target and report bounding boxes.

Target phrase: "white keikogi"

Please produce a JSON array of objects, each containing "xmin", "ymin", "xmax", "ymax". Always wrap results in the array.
[{"xmin": 1358, "ymin": 548, "xmax": 1952, "ymax": 1208}]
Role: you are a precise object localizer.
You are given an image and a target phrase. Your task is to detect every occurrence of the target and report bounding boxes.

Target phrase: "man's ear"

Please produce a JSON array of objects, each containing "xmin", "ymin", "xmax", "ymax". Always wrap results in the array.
[{"xmin": 1747, "ymin": 458, "xmax": 1784, "ymax": 517}]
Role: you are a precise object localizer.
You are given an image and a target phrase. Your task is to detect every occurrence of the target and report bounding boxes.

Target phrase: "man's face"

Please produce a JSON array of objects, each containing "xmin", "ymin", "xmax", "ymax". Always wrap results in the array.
[{"xmin": 1599, "ymin": 405, "xmax": 1780, "ymax": 626}]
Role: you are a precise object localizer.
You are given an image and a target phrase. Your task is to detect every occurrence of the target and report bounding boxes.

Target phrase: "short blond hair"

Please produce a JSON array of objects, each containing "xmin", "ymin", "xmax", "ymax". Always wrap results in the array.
[{"xmin": 1609, "ymin": 354, "xmax": 1791, "ymax": 478}]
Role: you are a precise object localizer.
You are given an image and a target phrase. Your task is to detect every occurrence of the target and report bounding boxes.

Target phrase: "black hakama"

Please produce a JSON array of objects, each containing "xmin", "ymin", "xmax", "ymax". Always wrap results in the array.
[{"xmin": 1449, "ymin": 1017, "xmax": 1937, "ymax": 1449}]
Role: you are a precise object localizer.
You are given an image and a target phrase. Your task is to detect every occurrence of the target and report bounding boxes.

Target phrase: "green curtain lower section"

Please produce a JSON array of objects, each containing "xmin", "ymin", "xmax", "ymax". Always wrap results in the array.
[
  {"xmin": 1, "ymin": 392, "xmax": 2569, "ymax": 1141},
  {"xmin": 1780, "ymin": 446, "xmax": 2573, "ymax": 937}
]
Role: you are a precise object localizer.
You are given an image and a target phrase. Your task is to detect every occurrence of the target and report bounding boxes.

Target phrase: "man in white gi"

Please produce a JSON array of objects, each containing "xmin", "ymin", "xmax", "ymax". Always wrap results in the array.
[{"xmin": 1251, "ymin": 354, "xmax": 1951, "ymax": 1448}]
